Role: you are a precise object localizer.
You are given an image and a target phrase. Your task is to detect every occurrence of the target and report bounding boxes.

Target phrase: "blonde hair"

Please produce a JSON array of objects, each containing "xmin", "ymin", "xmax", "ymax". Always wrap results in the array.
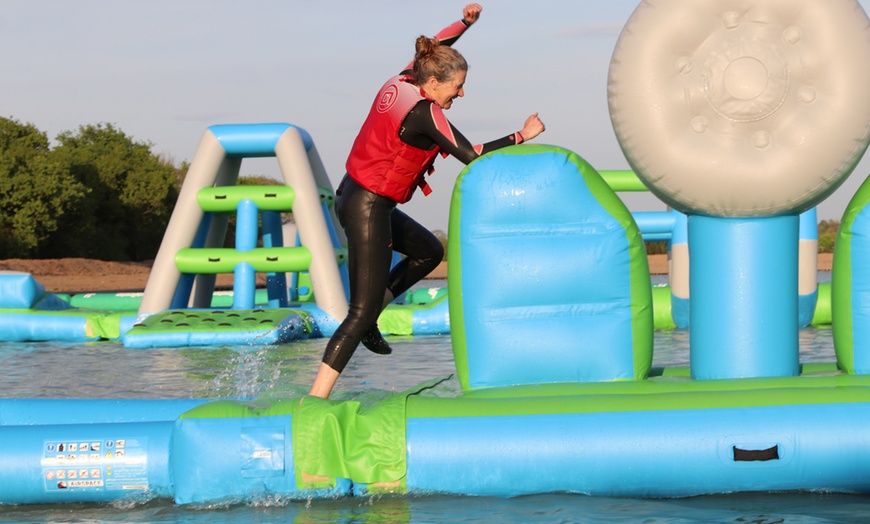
[{"xmin": 412, "ymin": 36, "xmax": 468, "ymax": 85}]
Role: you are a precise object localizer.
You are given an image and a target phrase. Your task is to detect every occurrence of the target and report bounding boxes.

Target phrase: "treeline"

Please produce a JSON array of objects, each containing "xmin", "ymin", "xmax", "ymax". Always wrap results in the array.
[
  {"xmin": 818, "ymin": 219, "xmax": 839, "ymax": 253},
  {"xmin": 645, "ymin": 220, "xmax": 841, "ymax": 255},
  {"xmin": 0, "ymin": 117, "xmax": 184, "ymax": 260},
  {"xmin": 0, "ymin": 117, "xmax": 290, "ymax": 261}
]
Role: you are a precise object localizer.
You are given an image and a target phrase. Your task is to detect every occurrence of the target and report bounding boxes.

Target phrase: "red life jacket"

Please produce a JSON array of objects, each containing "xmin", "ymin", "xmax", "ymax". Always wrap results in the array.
[{"xmin": 345, "ymin": 75, "xmax": 441, "ymax": 204}]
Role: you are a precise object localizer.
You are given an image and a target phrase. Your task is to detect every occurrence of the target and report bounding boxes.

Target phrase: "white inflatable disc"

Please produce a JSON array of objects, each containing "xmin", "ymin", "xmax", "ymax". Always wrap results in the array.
[{"xmin": 608, "ymin": 0, "xmax": 870, "ymax": 216}]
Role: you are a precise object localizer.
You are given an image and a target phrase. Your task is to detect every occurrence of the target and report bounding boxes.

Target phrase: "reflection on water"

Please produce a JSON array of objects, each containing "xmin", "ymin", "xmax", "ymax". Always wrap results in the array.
[
  {"xmin": 0, "ymin": 336, "xmax": 460, "ymax": 400},
  {"xmin": 0, "ymin": 327, "xmax": 839, "ymax": 400},
  {"xmin": 799, "ymin": 325, "xmax": 836, "ymax": 362},
  {"xmin": 1, "ymin": 484, "xmax": 869, "ymax": 523}
]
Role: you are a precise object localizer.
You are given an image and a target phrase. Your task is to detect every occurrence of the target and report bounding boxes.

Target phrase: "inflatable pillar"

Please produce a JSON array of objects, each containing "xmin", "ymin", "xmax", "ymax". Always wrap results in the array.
[
  {"xmin": 833, "ymin": 174, "xmax": 870, "ymax": 373},
  {"xmin": 689, "ymin": 216, "xmax": 799, "ymax": 379}
]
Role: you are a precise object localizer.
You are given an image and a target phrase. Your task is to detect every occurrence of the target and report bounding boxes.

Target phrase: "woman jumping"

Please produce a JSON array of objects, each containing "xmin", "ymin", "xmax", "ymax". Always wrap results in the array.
[{"xmin": 309, "ymin": 3, "xmax": 546, "ymax": 398}]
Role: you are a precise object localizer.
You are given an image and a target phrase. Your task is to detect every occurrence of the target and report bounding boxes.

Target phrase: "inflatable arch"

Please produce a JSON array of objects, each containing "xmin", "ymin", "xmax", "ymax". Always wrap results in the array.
[{"xmin": 139, "ymin": 123, "xmax": 347, "ymax": 320}]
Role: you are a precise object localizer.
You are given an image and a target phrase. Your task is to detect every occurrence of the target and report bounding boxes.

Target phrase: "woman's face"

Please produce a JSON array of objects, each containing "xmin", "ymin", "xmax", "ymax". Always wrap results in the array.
[{"xmin": 425, "ymin": 70, "xmax": 467, "ymax": 109}]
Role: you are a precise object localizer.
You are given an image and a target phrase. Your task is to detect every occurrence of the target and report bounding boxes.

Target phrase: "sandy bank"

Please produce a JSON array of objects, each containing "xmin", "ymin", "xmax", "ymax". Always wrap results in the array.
[{"xmin": 0, "ymin": 254, "xmax": 834, "ymax": 294}]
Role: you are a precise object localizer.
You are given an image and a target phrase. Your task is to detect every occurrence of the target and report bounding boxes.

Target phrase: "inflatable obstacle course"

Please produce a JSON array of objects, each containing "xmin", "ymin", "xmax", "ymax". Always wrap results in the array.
[
  {"xmin": 0, "ymin": 271, "xmax": 452, "ymax": 345},
  {"xmin": 0, "ymin": 159, "xmax": 828, "ymax": 346},
  {"xmin": 4, "ymin": 141, "xmax": 870, "ymax": 505}
]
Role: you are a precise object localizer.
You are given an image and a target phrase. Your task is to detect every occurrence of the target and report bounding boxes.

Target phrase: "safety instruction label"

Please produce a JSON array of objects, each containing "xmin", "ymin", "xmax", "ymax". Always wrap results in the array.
[{"xmin": 42, "ymin": 437, "xmax": 149, "ymax": 492}]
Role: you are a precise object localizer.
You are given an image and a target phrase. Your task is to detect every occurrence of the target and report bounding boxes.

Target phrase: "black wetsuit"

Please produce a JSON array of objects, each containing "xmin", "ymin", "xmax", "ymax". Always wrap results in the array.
[{"xmin": 321, "ymin": 21, "xmax": 524, "ymax": 373}]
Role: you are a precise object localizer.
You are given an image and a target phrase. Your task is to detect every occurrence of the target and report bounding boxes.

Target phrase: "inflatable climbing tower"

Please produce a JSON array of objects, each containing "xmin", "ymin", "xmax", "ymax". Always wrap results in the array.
[{"xmin": 131, "ymin": 123, "xmax": 349, "ymax": 345}]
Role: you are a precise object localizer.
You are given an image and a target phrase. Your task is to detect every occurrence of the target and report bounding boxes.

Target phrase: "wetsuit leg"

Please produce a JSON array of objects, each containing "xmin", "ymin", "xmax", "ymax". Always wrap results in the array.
[
  {"xmin": 387, "ymin": 208, "xmax": 445, "ymax": 298},
  {"xmin": 321, "ymin": 176, "xmax": 396, "ymax": 373}
]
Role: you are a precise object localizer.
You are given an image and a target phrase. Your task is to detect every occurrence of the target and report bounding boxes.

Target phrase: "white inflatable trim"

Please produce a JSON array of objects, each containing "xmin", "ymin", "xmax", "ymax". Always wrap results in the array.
[{"xmin": 608, "ymin": 0, "xmax": 870, "ymax": 216}]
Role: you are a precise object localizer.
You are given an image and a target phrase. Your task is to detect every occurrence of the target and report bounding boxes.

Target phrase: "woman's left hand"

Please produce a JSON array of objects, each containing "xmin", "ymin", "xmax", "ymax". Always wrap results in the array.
[{"xmin": 520, "ymin": 113, "xmax": 546, "ymax": 141}]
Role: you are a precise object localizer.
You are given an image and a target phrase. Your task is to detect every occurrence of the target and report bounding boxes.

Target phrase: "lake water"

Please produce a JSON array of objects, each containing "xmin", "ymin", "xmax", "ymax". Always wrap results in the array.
[{"xmin": 2, "ymin": 274, "xmax": 869, "ymax": 523}]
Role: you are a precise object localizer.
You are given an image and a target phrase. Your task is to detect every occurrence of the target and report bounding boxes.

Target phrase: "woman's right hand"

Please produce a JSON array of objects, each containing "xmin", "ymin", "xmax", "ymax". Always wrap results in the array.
[
  {"xmin": 463, "ymin": 4, "xmax": 482, "ymax": 25},
  {"xmin": 521, "ymin": 113, "xmax": 546, "ymax": 141}
]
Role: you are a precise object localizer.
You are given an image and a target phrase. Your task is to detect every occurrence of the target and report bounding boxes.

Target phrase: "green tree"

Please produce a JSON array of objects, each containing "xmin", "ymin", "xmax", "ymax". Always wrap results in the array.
[
  {"xmin": 818, "ymin": 220, "xmax": 839, "ymax": 254},
  {"xmin": 645, "ymin": 240, "xmax": 668, "ymax": 255},
  {"xmin": 238, "ymin": 175, "xmax": 281, "ymax": 186},
  {"xmin": 0, "ymin": 117, "xmax": 88, "ymax": 257},
  {"xmin": 45, "ymin": 123, "xmax": 179, "ymax": 260}
]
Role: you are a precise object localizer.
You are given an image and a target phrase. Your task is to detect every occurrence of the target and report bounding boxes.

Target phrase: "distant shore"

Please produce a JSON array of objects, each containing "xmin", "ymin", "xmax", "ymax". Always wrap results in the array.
[
  {"xmin": 643, "ymin": 253, "xmax": 834, "ymax": 275},
  {"xmin": 424, "ymin": 253, "xmax": 834, "ymax": 280},
  {"xmin": 0, "ymin": 254, "xmax": 835, "ymax": 294}
]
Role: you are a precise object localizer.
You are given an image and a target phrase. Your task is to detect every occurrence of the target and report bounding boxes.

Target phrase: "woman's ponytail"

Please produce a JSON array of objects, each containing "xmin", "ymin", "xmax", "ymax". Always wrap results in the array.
[{"xmin": 411, "ymin": 36, "xmax": 467, "ymax": 85}]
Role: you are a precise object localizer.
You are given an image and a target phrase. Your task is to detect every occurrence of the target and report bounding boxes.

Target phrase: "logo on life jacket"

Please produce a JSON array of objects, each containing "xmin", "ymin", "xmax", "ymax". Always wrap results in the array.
[{"xmin": 377, "ymin": 84, "xmax": 400, "ymax": 113}]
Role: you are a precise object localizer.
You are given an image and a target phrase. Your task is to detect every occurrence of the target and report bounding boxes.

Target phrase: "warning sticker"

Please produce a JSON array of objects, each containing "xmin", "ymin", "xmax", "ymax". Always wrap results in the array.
[{"xmin": 42, "ymin": 437, "xmax": 148, "ymax": 493}]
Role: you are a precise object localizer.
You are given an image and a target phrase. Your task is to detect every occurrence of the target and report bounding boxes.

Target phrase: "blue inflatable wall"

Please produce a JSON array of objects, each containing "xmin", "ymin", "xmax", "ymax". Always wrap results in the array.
[{"xmin": 447, "ymin": 145, "xmax": 653, "ymax": 391}]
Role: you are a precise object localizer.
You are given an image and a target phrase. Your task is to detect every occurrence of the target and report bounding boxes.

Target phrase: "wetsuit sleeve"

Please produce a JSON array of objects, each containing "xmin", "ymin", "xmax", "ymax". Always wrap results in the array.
[
  {"xmin": 400, "ymin": 100, "xmax": 525, "ymax": 165},
  {"xmin": 402, "ymin": 19, "xmax": 471, "ymax": 71},
  {"xmin": 434, "ymin": 19, "xmax": 471, "ymax": 47}
]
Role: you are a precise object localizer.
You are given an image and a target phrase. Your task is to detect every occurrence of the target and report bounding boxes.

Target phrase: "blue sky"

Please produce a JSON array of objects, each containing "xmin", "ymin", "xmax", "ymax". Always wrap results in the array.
[{"xmin": 3, "ymin": 1, "xmax": 869, "ymax": 231}]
